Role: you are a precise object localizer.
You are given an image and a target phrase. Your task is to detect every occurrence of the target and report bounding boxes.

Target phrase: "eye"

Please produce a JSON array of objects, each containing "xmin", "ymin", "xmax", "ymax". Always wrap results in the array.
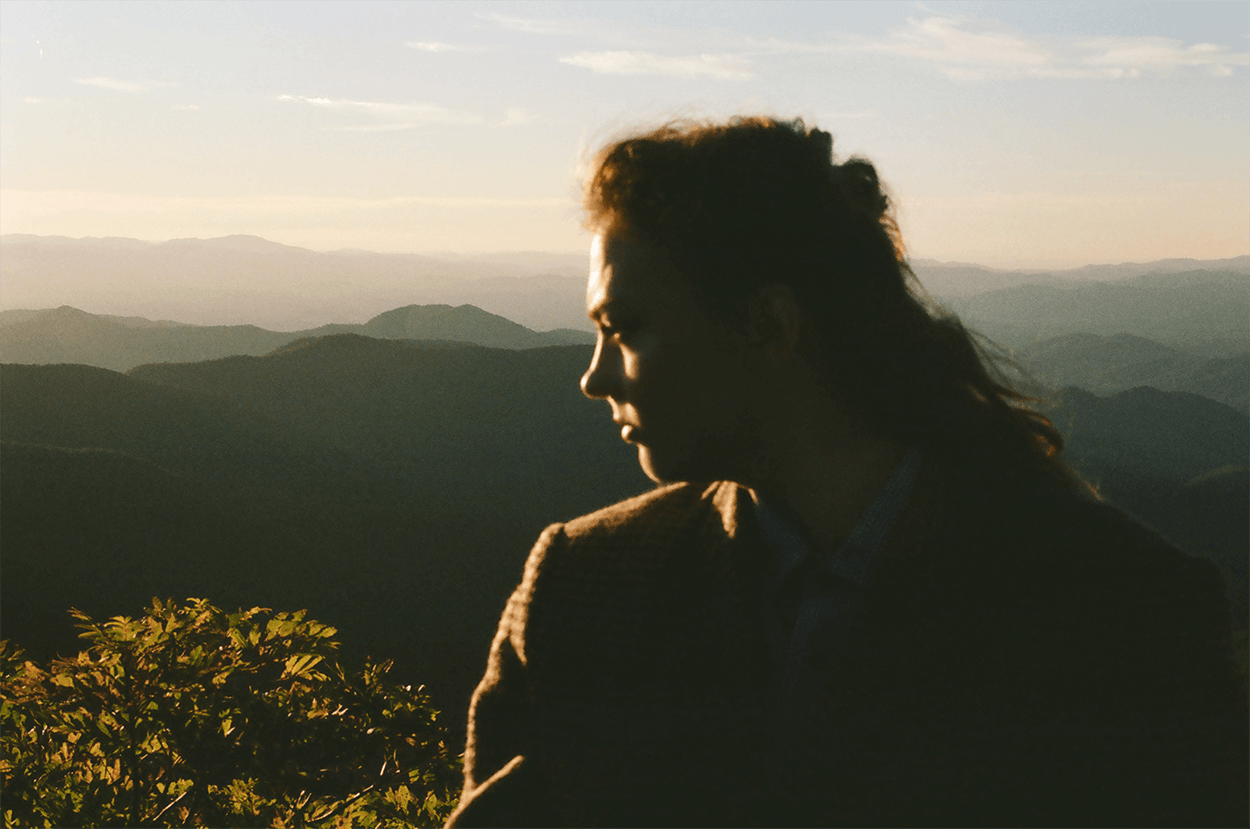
[{"xmin": 599, "ymin": 318, "xmax": 638, "ymax": 342}]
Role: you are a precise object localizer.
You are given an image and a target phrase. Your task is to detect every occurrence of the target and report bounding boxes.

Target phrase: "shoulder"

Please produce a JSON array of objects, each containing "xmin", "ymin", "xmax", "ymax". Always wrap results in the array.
[
  {"xmin": 560, "ymin": 480, "xmax": 733, "ymax": 543},
  {"xmin": 937, "ymin": 457, "xmax": 1213, "ymax": 578},
  {"xmin": 1030, "ymin": 484, "xmax": 1221, "ymax": 594},
  {"xmin": 515, "ymin": 480, "xmax": 743, "ymax": 599},
  {"xmin": 1056, "ymin": 495, "xmax": 1231, "ymax": 633},
  {"xmin": 897, "ymin": 457, "xmax": 1230, "ymax": 633},
  {"xmin": 884, "ymin": 459, "xmax": 1238, "ymax": 705},
  {"xmin": 506, "ymin": 481, "xmax": 752, "ymax": 664},
  {"xmin": 964, "ymin": 470, "xmax": 1232, "ymax": 656}
]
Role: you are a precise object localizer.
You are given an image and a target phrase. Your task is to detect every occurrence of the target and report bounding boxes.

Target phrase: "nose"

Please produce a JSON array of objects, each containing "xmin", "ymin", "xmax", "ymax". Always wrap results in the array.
[{"xmin": 580, "ymin": 336, "xmax": 621, "ymax": 400}]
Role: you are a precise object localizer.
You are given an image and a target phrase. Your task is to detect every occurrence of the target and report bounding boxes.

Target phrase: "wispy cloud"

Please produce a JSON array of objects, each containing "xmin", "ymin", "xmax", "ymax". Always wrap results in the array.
[
  {"xmin": 0, "ymin": 190, "xmax": 574, "ymax": 218},
  {"xmin": 819, "ymin": 110, "xmax": 876, "ymax": 121},
  {"xmin": 72, "ymin": 76, "xmax": 178, "ymax": 93},
  {"xmin": 754, "ymin": 16, "xmax": 1248, "ymax": 81},
  {"xmin": 863, "ymin": 16, "xmax": 1051, "ymax": 79},
  {"xmin": 276, "ymin": 95, "xmax": 483, "ymax": 126},
  {"xmin": 330, "ymin": 123, "xmax": 424, "ymax": 132},
  {"xmin": 478, "ymin": 12, "xmax": 589, "ymax": 38},
  {"xmin": 560, "ymin": 51, "xmax": 753, "ymax": 79},
  {"xmin": 406, "ymin": 40, "xmax": 491, "ymax": 53},
  {"xmin": 1077, "ymin": 35, "xmax": 1248, "ymax": 77},
  {"xmin": 326, "ymin": 106, "xmax": 541, "ymax": 131},
  {"xmin": 499, "ymin": 107, "xmax": 541, "ymax": 127}
]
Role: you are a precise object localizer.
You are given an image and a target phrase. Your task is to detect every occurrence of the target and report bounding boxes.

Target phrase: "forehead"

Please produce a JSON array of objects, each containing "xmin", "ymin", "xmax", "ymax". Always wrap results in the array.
[{"xmin": 586, "ymin": 233, "xmax": 690, "ymax": 316}]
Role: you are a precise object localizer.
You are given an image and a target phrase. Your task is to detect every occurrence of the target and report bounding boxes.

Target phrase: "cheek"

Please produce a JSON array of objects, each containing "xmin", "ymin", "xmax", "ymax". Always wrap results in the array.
[
  {"xmin": 646, "ymin": 355, "xmax": 730, "ymax": 429},
  {"xmin": 628, "ymin": 348, "xmax": 688, "ymax": 412}
]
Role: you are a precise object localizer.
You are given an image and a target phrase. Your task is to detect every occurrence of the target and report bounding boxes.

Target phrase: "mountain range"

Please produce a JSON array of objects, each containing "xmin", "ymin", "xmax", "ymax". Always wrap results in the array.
[
  {"xmin": 0, "ymin": 303, "xmax": 592, "ymax": 372},
  {"xmin": 948, "ymin": 270, "xmax": 1250, "ymax": 358},
  {"xmin": 3, "ymin": 331, "xmax": 1246, "ymax": 731},
  {"xmin": 1016, "ymin": 333, "xmax": 1249, "ymax": 413},
  {"xmin": 0, "ymin": 234, "xmax": 589, "ymax": 332},
  {"xmin": 3, "ymin": 233, "xmax": 1247, "ymax": 335},
  {"xmin": 1, "ymin": 233, "xmax": 1246, "ymax": 729},
  {"xmin": 1, "ymin": 336, "xmax": 650, "ymax": 731}
]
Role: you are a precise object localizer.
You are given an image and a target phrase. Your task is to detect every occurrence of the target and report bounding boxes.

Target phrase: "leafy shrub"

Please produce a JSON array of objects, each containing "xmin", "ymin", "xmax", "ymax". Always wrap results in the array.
[{"xmin": 1, "ymin": 598, "xmax": 460, "ymax": 827}]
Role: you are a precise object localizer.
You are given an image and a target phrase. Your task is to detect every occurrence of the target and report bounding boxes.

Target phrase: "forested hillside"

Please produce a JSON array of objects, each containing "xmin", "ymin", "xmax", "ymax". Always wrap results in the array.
[
  {"xmin": 2, "ymin": 241, "xmax": 1247, "ymax": 737},
  {"xmin": 0, "ymin": 304, "xmax": 593, "ymax": 372},
  {"xmin": 3, "ymin": 330, "xmax": 1246, "ymax": 733},
  {"xmin": 1, "ymin": 339, "xmax": 649, "ymax": 733},
  {"xmin": 949, "ymin": 270, "xmax": 1249, "ymax": 357},
  {"xmin": 1016, "ymin": 333, "xmax": 1249, "ymax": 412}
]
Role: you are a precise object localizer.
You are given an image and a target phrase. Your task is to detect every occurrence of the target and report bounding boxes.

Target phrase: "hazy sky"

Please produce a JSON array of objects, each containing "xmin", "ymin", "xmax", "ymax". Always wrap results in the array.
[{"xmin": 1, "ymin": 1, "xmax": 1247, "ymax": 267}]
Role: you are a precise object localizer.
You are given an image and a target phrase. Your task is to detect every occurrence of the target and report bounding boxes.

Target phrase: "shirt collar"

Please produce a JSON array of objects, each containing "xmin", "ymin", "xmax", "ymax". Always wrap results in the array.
[{"xmin": 752, "ymin": 449, "xmax": 921, "ymax": 592}]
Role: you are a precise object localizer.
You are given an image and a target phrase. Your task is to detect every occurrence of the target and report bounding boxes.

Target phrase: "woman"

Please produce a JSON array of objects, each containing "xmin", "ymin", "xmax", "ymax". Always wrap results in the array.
[{"xmin": 447, "ymin": 117, "xmax": 1245, "ymax": 827}]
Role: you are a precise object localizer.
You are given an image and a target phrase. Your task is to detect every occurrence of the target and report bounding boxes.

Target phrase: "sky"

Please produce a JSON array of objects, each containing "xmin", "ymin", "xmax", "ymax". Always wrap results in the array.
[{"xmin": 1, "ymin": 0, "xmax": 1247, "ymax": 268}]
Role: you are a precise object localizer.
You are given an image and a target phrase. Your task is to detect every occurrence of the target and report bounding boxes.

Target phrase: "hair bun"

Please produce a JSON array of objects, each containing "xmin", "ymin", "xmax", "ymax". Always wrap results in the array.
[
  {"xmin": 808, "ymin": 127, "xmax": 834, "ymax": 162},
  {"xmin": 835, "ymin": 157, "xmax": 889, "ymax": 219}
]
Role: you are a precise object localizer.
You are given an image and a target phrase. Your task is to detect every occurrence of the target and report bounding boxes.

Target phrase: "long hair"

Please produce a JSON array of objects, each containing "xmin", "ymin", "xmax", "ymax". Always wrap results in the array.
[{"xmin": 584, "ymin": 116, "xmax": 1085, "ymax": 491}]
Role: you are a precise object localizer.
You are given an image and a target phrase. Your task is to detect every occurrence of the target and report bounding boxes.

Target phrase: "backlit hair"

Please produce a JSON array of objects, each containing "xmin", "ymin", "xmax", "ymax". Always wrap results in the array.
[{"xmin": 584, "ymin": 116, "xmax": 1085, "ymax": 491}]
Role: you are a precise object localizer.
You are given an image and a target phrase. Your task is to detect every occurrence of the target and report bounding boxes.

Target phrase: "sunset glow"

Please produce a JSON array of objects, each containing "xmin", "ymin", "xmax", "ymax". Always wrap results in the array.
[{"xmin": 1, "ymin": 1, "xmax": 1246, "ymax": 268}]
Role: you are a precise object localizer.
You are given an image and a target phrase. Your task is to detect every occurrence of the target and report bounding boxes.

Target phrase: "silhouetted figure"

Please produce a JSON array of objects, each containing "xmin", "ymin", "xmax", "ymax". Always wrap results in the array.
[{"xmin": 446, "ymin": 117, "xmax": 1247, "ymax": 827}]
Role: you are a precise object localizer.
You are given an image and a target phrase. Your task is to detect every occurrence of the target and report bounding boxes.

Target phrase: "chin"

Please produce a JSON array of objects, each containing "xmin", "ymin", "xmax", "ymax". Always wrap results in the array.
[
  {"xmin": 637, "ymin": 444, "xmax": 721, "ymax": 485},
  {"xmin": 638, "ymin": 448, "xmax": 668, "ymax": 484}
]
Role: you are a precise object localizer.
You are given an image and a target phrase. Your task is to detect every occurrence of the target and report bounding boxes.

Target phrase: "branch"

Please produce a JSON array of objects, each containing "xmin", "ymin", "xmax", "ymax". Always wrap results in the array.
[
  {"xmin": 308, "ymin": 783, "xmax": 377, "ymax": 823},
  {"xmin": 146, "ymin": 788, "xmax": 191, "ymax": 824}
]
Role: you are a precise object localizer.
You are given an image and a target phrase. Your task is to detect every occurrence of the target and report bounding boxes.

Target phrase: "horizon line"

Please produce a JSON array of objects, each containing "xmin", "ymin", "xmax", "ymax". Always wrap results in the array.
[{"xmin": 2, "ymin": 231, "xmax": 1248, "ymax": 274}]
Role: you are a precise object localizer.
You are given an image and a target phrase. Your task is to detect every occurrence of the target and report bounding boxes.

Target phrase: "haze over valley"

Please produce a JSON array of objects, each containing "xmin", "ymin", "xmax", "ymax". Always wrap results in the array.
[{"xmin": 2, "ymin": 233, "xmax": 1247, "ymax": 727}]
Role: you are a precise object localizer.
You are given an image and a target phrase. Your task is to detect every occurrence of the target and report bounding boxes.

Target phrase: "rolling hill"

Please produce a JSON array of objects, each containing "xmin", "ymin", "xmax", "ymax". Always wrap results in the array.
[
  {"xmin": 949, "ymin": 270, "xmax": 1250, "ymax": 358},
  {"xmin": 0, "ymin": 234, "xmax": 590, "ymax": 332},
  {"xmin": 3, "ymin": 234, "xmax": 1246, "ymax": 737},
  {"xmin": 1016, "ymin": 333, "xmax": 1249, "ymax": 412},
  {"xmin": 0, "ymin": 362, "xmax": 350, "ymax": 492},
  {"xmin": 4, "ymin": 234, "xmax": 1247, "ymax": 335},
  {"xmin": 0, "ymin": 303, "xmax": 593, "ymax": 372},
  {"xmin": 1038, "ymin": 386, "xmax": 1250, "ymax": 623},
  {"xmin": 1042, "ymin": 385, "xmax": 1249, "ymax": 489},
  {"xmin": 1, "ymin": 337, "xmax": 650, "ymax": 730}
]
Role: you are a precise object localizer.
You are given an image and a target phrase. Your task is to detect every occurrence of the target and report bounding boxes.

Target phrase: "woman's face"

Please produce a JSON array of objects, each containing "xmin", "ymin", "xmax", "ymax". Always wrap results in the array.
[{"xmin": 581, "ymin": 232, "xmax": 764, "ymax": 484}]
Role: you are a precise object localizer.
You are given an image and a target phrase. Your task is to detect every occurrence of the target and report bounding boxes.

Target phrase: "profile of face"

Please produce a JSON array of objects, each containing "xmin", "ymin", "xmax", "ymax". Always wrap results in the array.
[{"xmin": 581, "ymin": 233, "xmax": 762, "ymax": 484}]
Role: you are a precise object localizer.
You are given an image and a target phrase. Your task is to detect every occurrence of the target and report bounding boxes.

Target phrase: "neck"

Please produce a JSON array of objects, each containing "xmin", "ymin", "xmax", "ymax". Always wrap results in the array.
[{"xmin": 745, "ymin": 396, "xmax": 907, "ymax": 559}]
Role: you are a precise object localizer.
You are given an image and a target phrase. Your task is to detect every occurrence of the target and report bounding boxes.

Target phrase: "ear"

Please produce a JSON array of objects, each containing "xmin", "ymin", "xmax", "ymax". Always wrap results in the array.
[{"xmin": 744, "ymin": 283, "xmax": 802, "ymax": 357}]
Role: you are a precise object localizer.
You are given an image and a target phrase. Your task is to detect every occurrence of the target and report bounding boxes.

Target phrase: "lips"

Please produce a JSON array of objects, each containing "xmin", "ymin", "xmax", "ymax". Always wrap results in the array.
[{"xmin": 619, "ymin": 423, "xmax": 641, "ymax": 444}]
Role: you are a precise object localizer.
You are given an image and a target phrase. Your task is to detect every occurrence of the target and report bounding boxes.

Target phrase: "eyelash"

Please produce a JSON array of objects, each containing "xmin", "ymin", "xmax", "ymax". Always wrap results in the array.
[{"xmin": 600, "ymin": 322, "xmax": 634, "ymax": 342}]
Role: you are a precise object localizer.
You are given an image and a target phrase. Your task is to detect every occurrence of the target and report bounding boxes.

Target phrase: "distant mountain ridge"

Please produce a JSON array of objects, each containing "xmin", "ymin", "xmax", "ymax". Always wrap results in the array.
[
  {"xmin": 0, "ymin": 234, "xmax": 589, "ymax": 332},
  {"xmin": 911, "ymin": 254, "xmax": 1250, "ymax": 295},
  {"xmin": 0, "ymin": 303, "xmax": 594, "ymax": 372},
  {"xmin": 1043, "ymin": 385, "xmax": 1249, "ymax": 486},
  {"xmin": 1, "ymin": 336, "xmax": 650, "ymax": 722},
  {"xmin": 1016, "ymin": 332, "xmax": 1249, "ymax": 412},
  {"xmin": 949, "ymin": 270, "xmax": 1250, "ymax": 358},
  {"xmin": 4, "ymin": 336, "xmax": 1245, "ymax": 725},
  {"xmin": 3, "ymin": 233, "xmax": 1246, "ymax": 332}
]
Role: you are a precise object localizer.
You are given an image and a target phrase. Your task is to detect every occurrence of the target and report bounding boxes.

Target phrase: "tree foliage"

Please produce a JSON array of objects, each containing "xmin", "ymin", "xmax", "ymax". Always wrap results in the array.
[{"xmin": 1, "ymin": 598, "xmax": 460, "ymax": 828}]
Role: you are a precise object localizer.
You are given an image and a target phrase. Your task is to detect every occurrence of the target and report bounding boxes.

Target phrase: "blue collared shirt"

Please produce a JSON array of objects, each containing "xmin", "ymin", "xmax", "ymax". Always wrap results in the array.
[{"xmin": 752, "ymin": 450, "xmax": 921, "ymax": 750}]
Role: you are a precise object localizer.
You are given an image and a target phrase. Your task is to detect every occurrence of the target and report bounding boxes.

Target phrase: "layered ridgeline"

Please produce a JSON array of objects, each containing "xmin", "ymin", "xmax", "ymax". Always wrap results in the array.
[
  {"xmin": 0, "ymin": 303, "xmax": 593, "ymax": 372},
  {"xmin": 946, "ymin": 269, "xmax": 1250, "ymax": 359},
  {"xmin": 2, "ymin": 237, "xmax": 1247, "ymax": 729},
  {"xmin": 3, "ymin": 234, "xmax": 1246, "ymax": 398},
  {"xmin": 1014, "ymin": 333, "xmax": 1248, "ymax": 413},
  {"xmin": 3, "ymin": 334, "xmax": 1247, "ymax": 730},
  {"xmin": 1040, "ymin": 388, "xmax": 1248, "ymax": 623},
  {"xmin": 0, "ymin": 234, "xmax": 590, "ymax": 332},
  {"xmin": 1, "ymin": 337, "xmax": 649, "ymax": 735},
  {"xmin": 3, "ymin": 235, "xmax": 1247, "ymax": 342}
]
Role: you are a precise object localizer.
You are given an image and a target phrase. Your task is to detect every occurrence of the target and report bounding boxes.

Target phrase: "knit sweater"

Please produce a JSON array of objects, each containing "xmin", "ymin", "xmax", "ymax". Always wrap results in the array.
[{"xmin": 447, "ymin": 457, "xmax": 1248, "ymax": 827}]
